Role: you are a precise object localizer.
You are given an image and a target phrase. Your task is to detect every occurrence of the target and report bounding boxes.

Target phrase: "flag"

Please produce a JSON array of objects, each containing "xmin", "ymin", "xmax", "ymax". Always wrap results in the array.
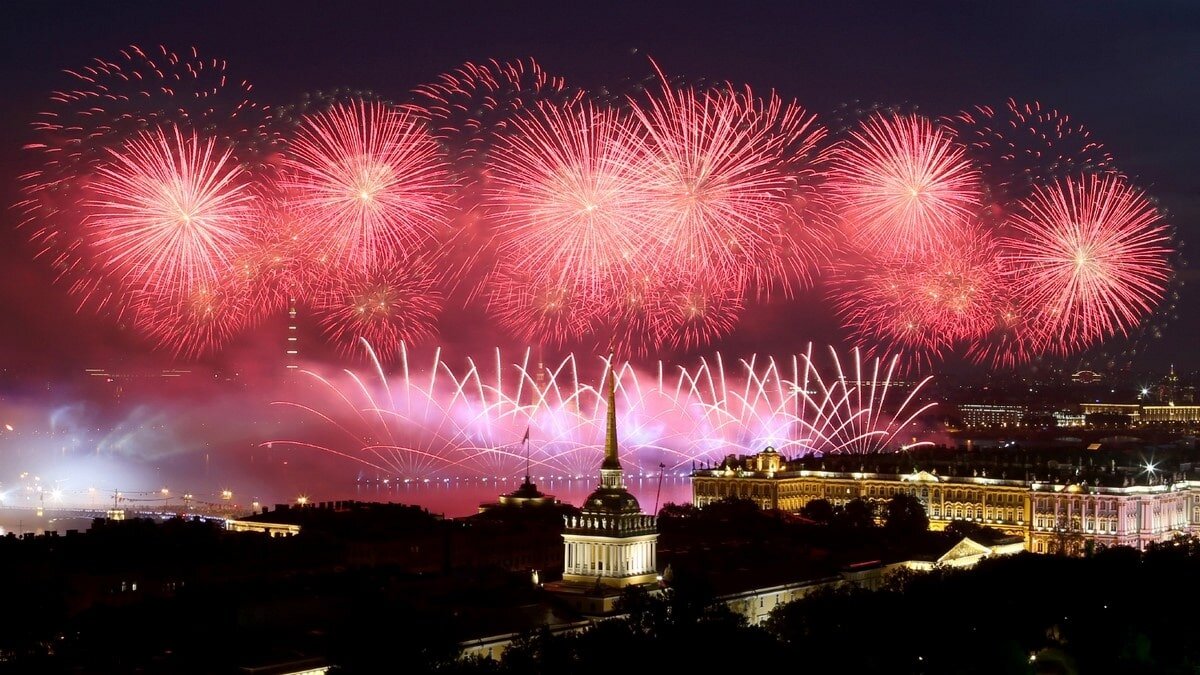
[{"xmin": 522, "ymin": 427, "xmax": 530, "ymax": 444}]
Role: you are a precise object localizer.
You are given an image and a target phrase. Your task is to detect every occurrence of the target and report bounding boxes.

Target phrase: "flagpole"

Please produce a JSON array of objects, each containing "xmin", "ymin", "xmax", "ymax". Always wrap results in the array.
[{"xmin": 654, "ymin": 462, "xmax": 666, "ymax": 515}]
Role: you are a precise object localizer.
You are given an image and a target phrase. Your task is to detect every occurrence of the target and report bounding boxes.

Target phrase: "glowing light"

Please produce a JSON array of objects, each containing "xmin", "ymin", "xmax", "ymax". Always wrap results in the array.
[
  {"xmin": 283, "ymin": 99, "xmax": 454, "ymax": 270},
  {"xmin": 828, "ymin": 113, "xmax": 981, "ymax": 257},
  {"xmin": 267, "ymin": 341, "xmax": 937, "ymax": 480},
  {"xmin": 1003, "ymin": 174, "xmax": 1171, "ymax": 355}
]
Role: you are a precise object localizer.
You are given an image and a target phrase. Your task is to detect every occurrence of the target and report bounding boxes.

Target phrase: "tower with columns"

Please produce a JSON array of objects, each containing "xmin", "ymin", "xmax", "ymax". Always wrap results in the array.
[{"xmin": 558, "ymin": 360, "xmax": 659, "ymax": 591}]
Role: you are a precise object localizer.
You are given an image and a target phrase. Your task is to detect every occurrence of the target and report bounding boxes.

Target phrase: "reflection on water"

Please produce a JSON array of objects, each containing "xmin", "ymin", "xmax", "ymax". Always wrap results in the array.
[{"xmin": 345, "ymin": 475, "xmax": 694, "ymax": 518}]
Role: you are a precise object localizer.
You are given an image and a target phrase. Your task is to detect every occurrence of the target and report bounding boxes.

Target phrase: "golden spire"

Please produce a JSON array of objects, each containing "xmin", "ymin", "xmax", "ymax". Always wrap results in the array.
[{"xmin": 602, "ymin": 355, "xmax": 621, "ymax": 471}]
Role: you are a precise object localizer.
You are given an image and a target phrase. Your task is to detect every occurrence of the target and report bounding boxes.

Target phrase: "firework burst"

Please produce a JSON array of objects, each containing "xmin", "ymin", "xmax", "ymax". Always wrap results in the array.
[
  {"xmin": 629, "ymin": 73, "xmax": 805, "ymax": 291},
  {"xmin": 313, "ymin": 259, "xmax": 444, "ymax": 363},
  {"xmin": 828, "ymin": 113, "xmax": 982, "ymax": 256},
  {"xmin": 130, "ymin": 280, "xmax": 254, "ymax": 358},
  {"xmin": 85, "ymin": 126, "xmax": 257, "ymax": 298},
  {"xmin": 283, "ymin": 99, "xmax": 454, "ymax": 270},
  {"xmin": 485, "ymin": 100, "xmax": 655, "ymax": 292},
  {"xmin": 1002, "ymin": 174, "xmax": 1172, "ymax": 354}
]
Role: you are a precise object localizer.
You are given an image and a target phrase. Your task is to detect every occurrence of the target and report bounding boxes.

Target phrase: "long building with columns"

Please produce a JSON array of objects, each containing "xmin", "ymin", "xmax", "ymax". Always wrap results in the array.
[{"xmin": 693, "ymin": 447, "xmax": 1199, "ymax": 553}]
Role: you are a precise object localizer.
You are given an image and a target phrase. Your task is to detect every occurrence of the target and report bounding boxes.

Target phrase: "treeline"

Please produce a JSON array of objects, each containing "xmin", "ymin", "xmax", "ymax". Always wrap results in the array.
[{"xmin": 435, "ymin": 538, "xmax": 1200, "ymax": 675}]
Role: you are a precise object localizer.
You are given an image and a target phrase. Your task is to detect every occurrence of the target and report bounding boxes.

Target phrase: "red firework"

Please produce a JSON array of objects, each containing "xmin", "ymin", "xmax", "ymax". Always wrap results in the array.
[
  {"xmin": 312, "ymin": 259, "xmax": 443, "ymax": 363},
  {"xmin": 943, "ymin": 99, "xmax": 1115, "ymax": 207},
  {"xmin": 18, "ymin": 45, "xmax": 276, "ymax": 315},
  {"xmin": 829, "ymin": 225, "xmax": 1008, "ymax": 367},
  {"xmin": 658, "ymin": 276, "xmax": 745, "ymax": 351},
  {"xmin": 828, "ymin": 113, "xmax": 982, "ymax": 257},
  {"xmin": 130, "ymin": 280, "xmax": 254, "ymax": 358},
  {"xmin": 1002, "ymin": 174, "xmax": 1172, "ymax": 355},
  {"xmin": 485, "ymin": 100, "xmax": 654, "ymax": 294},
  {"xmin": 283, "ymin": 99, "xmax": 454, "ymax": 270},
  {"xmin": 598, "ymin": 272, "xmax": 673, "ymax": 358},
  {"xmin": 486, "ymin": 272, "xmax": 602, "ymax": 348},
  {"xmin": 85, "ymin": 126, "xmax": 257, "ymax": 298},
  {"xmin": 235, "ymin": 202, "xmax": 326, "ymax": 320},
  {"xmin": 964, "ymin": 298, "xmax": 1044, "ymax": 369},
  {"xmin": 628, "ymin": 72, "xmax": 809, "ymax": 292}
]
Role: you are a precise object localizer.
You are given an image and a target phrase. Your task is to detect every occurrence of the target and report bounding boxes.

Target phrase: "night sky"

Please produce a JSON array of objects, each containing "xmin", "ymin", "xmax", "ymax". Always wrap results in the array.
[{"xmin": 2, "ymin": 1, "xmax": 1198, "ymax": 376}]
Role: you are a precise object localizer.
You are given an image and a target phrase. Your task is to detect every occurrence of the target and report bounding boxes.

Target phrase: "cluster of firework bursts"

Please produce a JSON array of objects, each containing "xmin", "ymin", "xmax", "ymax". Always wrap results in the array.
[
  {"xmin": 269, "ymin": 342, "xmax": 935, "ymax": 479},
  {"xmin": 18, "ymin": 46, "xmax": 1175, "ymax": 367}
]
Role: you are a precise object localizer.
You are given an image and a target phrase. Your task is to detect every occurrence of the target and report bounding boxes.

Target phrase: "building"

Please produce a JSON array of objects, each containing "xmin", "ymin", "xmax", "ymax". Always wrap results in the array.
[
  {"xmin": 460, "ymin": 534, "xmax": 1022, "ymax": 659},
  {"xmin": 1141, "ymin": 404, "xmax": 1200, "ymax": 425},
  {"xmin": 1081, "ymin": 403, "xmax": 1141, "ymax": 424},
  {"xmin": 478, "ymin": 474, "xmax": 559, "ymax": 512},
  {"xmin": 693, "ymin": 447, "xmax": 1199, "ymax": 552},
  {"xmin": 225, "ymin": 519, "xmax": 301, "ymax": 537},
  {"xmin": 546, "ymin": 368, "xmax": 659, "ymax": 615},
  {"xmin": 957, "ymin": 404, "xmax": 1027, "ymax": 428}
]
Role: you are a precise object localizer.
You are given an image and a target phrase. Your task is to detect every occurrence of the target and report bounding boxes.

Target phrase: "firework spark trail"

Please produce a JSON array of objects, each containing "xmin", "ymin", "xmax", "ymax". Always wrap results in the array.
[
  {"xmin": 283, "ymin": 99, "xmax": 455, "ymax": 271},
  {"xmin": 1002, "ymin": 174, "xmax": 1172, "ymax": 355},
  {"xmin": 943, "ymin": 99, "xmax": 1115, "ymax": 207},
  {"xmin": 485, "ymin": 100, "xmax": 656, "ymax": 291},
  {"xmin": 312, "ymin": 261, "xmax": 444, "ymax": 363},
  {"xmin": 828, "ymin": 113, "xmax": 982, "ymax": 257},
  {"xmin": 85, "ymin": 126, "xmax": 257, "ymax": 299},
  {"xmin": 628, "ymin": 70, "xmax": 804, "ymax": 293},
  {"xmin": 267, "ymin": 342, "xmax": 937, "ymax": 480},
  {"xmin": 17, "ymin": 49, "xmax": 1178, "ymax": 369}
]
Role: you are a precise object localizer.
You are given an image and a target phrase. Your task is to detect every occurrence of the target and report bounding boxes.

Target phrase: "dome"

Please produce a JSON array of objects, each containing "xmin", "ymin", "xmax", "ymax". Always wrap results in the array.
[{"xmin": 583, "ymin": 486, "xmax": 643, "ymax": 514}]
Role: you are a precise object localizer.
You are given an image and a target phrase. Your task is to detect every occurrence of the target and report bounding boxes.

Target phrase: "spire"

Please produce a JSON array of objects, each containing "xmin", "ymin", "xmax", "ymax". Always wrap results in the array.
[{"xmin": 602, "ymin": 356, "xmax": 621, "ymax": 470}]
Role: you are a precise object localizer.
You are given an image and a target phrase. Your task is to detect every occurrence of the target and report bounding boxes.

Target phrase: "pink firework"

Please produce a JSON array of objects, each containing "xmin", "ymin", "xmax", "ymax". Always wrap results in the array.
[
  {"xmin": 486, "ymin": 271, "xmax": 603, "ymax": 349},
  {"xmin": 85, "ymin": 126, "xmax": 257, "ymax": 298},
  {"xmin": 283, "ymin": 99, "xmax": 454, "ymax": 270},
  {"xmin": 628, "ymin": 72, "xmax": 807, "ymax": 292},
  {"xmin": 19, "ymin": 45, "xmax": 274, "ymax": 315},
  {"xmin": 964, "ymin": 298, "xmax": 1044, "ymax": 369},
  {"xmin": 943, "ymin": 99, "xmax": 1115, "ymax": 207},
  {"xmin": 658, "ymin": 276, "xmax": 745, "ymax": 351},
  {"xmin": 485, "ymin": 100, "xmax": 655, "ymax": 293},
  {"xmin": 235, "ymin": 201, "xmax": 325, "ymax": 320},
  {"xmin": 130, "ymin": 280, "xmax": 254, "ymax": 358},
  {"xmin": 829, "ymin": 226, "xmax": 1007, "ymax": 368},
  {"xmin": 596, "ymin": 271, "xmax": 676, "ymax": 358},
  {"xmin": 828, "ymin": 113, "xmax": 982, "ymax": 256},
  {"xmin": 313, "ymin": 260, "xmax": 443, "ymax": 363},
  {"xmin": 1002, "ymin": 174, "xmax": 1172, "ymax": 355}
]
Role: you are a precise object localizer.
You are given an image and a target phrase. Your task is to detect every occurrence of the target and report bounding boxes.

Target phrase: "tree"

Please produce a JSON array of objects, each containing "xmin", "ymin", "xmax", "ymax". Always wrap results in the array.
[
  {"xmin": 883, "ymin": 493, "xmax": 929, "ymax": 535},
  {"xmin": 945, "ymin": 519, "xmax": 1005, "ymax": 542},
  {"xmin": 800, "ymin": 498, "xmax": 835, "ymax": 524},
  {"xmin": 836, "ymin": 498, "xmax": 876, "ymax": 528}
]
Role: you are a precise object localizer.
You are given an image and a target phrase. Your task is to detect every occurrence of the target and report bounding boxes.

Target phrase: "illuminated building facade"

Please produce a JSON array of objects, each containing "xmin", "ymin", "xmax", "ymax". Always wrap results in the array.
[
  {"xmin": 693, "ymin": 448, "xmax": 1199, "ymax": 552},
  {"xmin": 548, "ymin": 370, "xmax": 658, "ymax": 614},
  {"xmin": 957, "ymin": 404, "xmax": 1027, "ymax": 429},
  {"xmin": 1081, "ymin": 403, "xmax": 1141, "ymax": 423},
  {"xmin": 1140, "ymin": 405, "xmax": 1200, "ymax": 424}
]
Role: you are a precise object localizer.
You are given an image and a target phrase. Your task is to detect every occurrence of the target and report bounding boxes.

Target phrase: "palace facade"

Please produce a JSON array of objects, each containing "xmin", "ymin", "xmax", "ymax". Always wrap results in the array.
[{"xmin": 693, "ymin": 447, "xmax": 1198, "ymax": 553}]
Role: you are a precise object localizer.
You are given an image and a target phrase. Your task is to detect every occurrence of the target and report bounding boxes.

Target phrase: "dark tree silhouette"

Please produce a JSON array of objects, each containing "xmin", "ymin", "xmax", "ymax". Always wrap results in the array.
[{"xmin": 884, "ymin": 493, "xmax": 929, "ymax": 535}]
